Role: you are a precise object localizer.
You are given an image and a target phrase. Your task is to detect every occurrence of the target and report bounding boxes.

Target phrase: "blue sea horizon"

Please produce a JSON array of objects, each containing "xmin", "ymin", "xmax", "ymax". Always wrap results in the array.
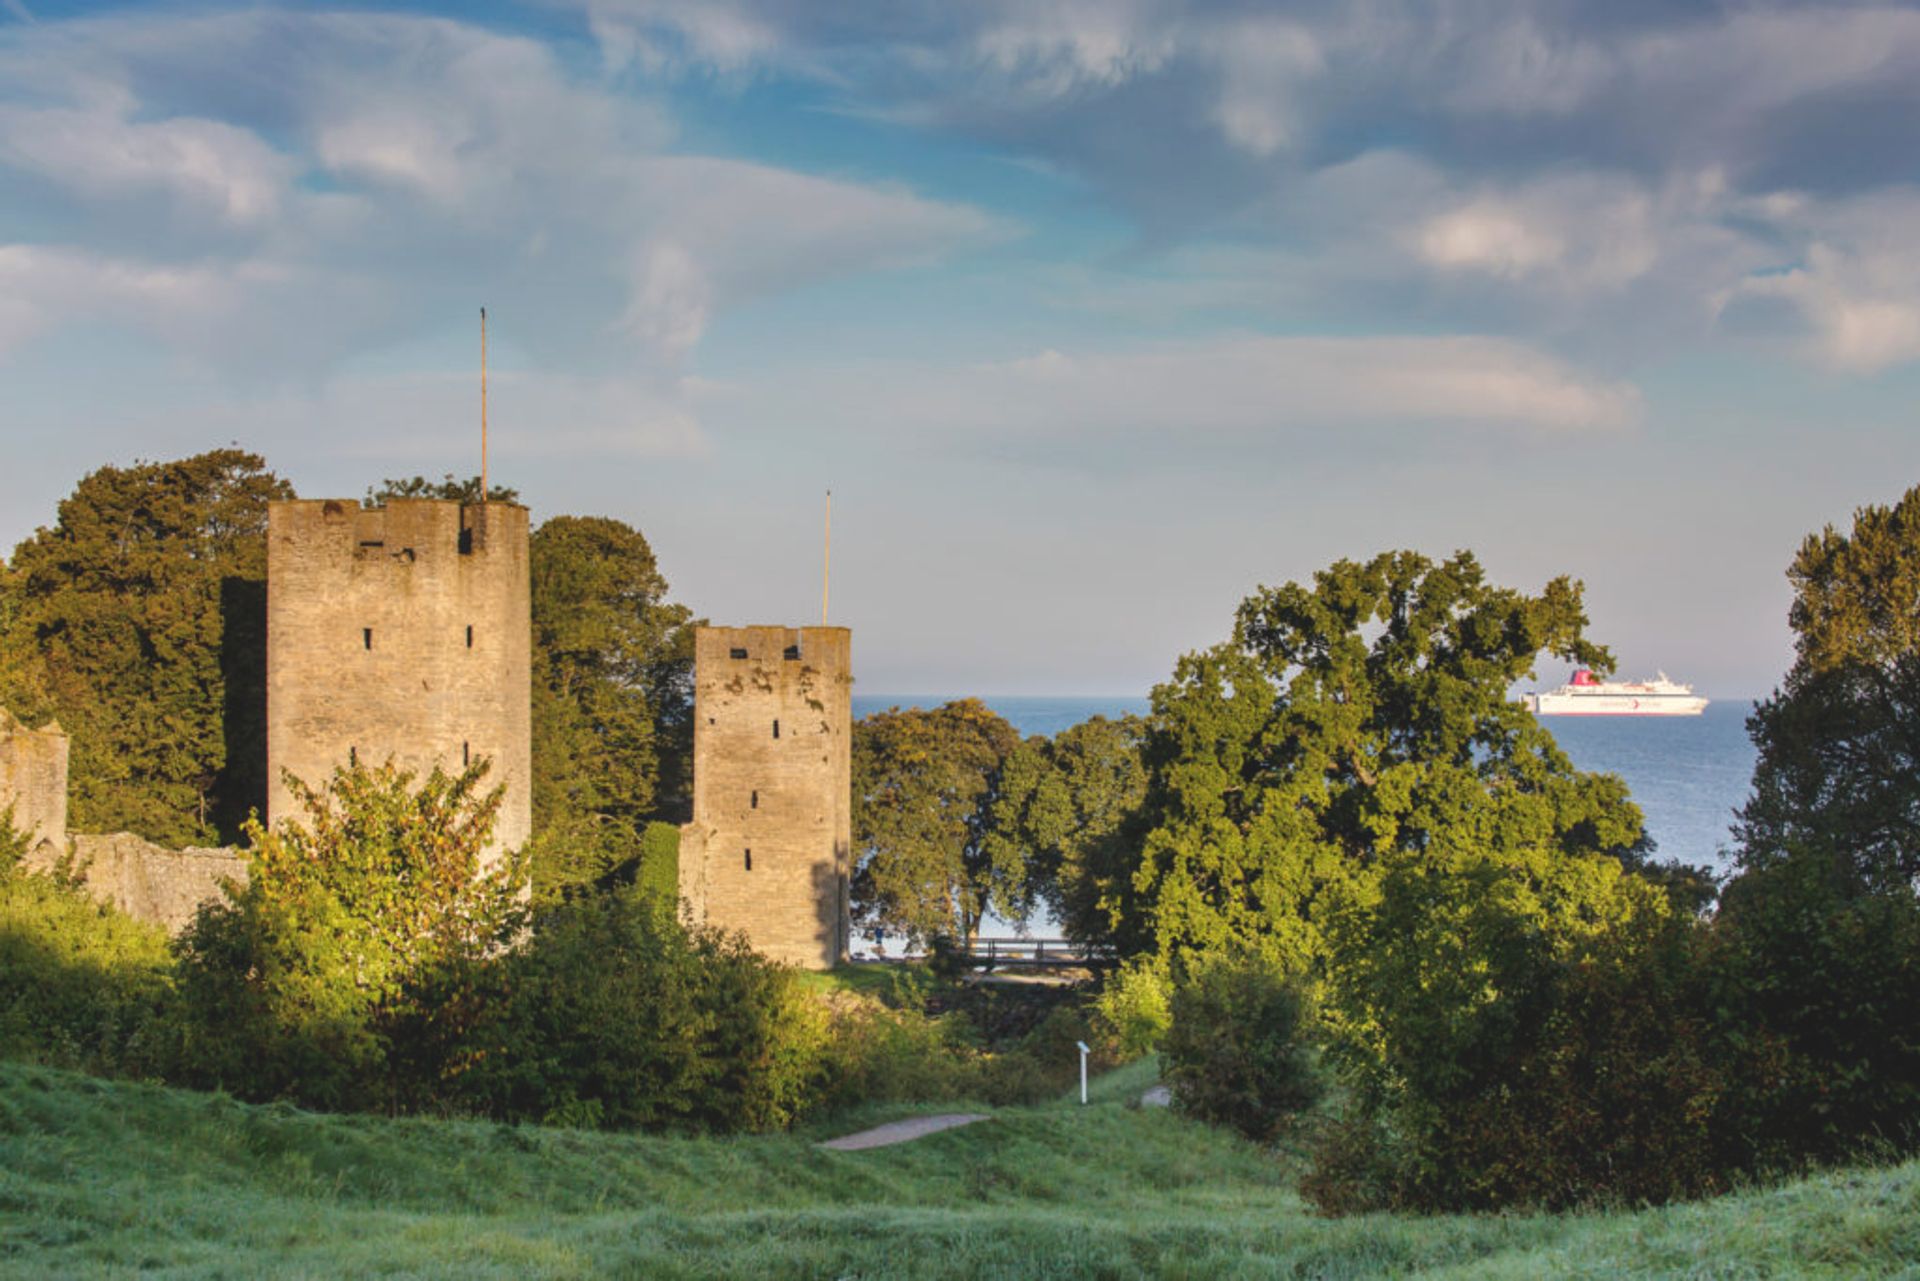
[{"xmin": 854, "ymin": 693, "xmax": 1757, "ymax": 876}]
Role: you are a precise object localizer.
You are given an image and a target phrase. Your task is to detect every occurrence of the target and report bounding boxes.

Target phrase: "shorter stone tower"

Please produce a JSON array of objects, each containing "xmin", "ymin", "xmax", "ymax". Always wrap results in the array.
[
  {"xmin": 265, "ymin": 498, "xmax": 531, "ymax": 867},
  {"xmin": 0, "ymin": 708, "xmax": 67, "ymax": 859},
  {"xmin": 679, "ymin": 625, "xmax": 851, "ymax": 969}
]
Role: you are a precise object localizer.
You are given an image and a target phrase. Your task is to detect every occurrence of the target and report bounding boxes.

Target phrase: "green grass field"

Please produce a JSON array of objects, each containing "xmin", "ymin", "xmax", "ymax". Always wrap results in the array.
[{"xmin": 3, "ymin": 1057, "xmax": 1918, "ymax": 1278}]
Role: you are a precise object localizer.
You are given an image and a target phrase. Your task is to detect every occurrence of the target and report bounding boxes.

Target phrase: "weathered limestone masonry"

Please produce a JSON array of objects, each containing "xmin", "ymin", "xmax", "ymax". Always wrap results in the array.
[
  {"xmin": 0, "ymin": 707, "xmax": 67, "ymax": 859},
  {"xmin": 266, "ymin": 498, "xmax": 532, "ymax": 867},
  {"xmin": 3, "ymin": 708, "xmax": 243, "ymax": 933},
  {"xmin": 58, "ymin": 834, "xmax": 247, "ymax": 935},
  {"xmin": 680, "ymin": 625, "xmax": 852, "ymax": 969}
]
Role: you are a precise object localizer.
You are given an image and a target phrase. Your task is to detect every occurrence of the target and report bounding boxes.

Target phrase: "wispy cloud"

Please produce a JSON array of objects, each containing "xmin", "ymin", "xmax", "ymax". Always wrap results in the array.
[
  {"xmin": 0, "ymin": 10, "xmax": 1003, "ymax": 382},
  {"xmin": 786, "ymin": 334, "xmax": 1642, "ymax": 444},
  {"xmin": 555, "ymin": 0, "xmax": 1920, "ymax": 375}
]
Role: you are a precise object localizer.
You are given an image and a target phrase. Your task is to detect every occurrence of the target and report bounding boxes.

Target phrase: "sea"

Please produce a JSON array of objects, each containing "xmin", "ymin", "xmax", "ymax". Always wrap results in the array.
[{"xmin": 854, "ymin": 695, "xmax": 1759, "ymax": 877}]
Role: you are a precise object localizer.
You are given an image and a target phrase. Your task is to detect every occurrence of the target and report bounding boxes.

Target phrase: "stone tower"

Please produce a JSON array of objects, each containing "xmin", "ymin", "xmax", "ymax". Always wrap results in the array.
[
  {"xmin": 265, "ymin": 498, "xmax": 531, "ymax": 866},
  {"xmin": 0, "ymin": 708, "xmax": 67, "ymax": 860},
  {"xmin": 679, "ymin": 625, "xmax": 851, "ymax": 969}
]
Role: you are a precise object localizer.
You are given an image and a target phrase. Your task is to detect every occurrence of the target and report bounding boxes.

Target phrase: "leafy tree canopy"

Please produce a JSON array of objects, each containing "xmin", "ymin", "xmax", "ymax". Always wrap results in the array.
[
  {"xmin": 365, "ymin": 474, "xmax": 520, "ymax": 506},
  {"xmin": 0, "ymin": 449, "xmax": 292, "ymax": 845},
  {"xmin": 852, "ymin": 699, "xmax": 1022, "ymax": 944},
  {"xmin": 528, "ymin": 516, "xmax": 694, "ymax": 901},
  {"xmin": 1737, "ymin": 482, "xmax": 1920, "ymax": 895},
  {"xmin": 985, "ymin": 714, "xmax": 1148, "ymax": 941},
  {"xmin": 1121, "ymin": 550, "xmax": 1650, "ymax": 974},
  {"xmin": 174, "ymin": 759, "xmax": 525, "ymax": 1107}
]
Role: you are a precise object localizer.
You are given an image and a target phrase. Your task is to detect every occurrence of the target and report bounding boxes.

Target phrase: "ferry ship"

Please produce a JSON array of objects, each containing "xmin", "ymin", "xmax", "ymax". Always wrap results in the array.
[{"xmin": 1526, "ymin": 669, "xmax": 1708, "ymax": 716}]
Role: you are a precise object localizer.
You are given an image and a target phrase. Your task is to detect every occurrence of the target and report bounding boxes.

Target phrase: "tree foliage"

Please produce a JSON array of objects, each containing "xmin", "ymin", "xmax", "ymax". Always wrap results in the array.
[
  {"xmin": 173, "ymin": 759, "xmax": 525, "ymax": 1109},
  {"xmin": 1162, "ymin": 952, "xmax": 1322, "ymax": 1142},
  {"xmin": 428, "ymin": 891, "xmax": 826, "ymax": 1133},
  {"xmin": 1719, "ymin": 481, "xmax": 1920, "ymax": 1164},
  {"xmin": 851, "ymin": 700, "xmax": 1022, "ymax": 943},
  {"xmin": 1121, "ymin": 550, "xmax": 1648, "ymax": 974},
  {"xmin": 0, "ymin": 450, "xmax": 292, "ymax": 845},
  {"xmin": 0, "ymin": 814, "xmax": 175, "ymax": 1076},
  {"xmin": 365, "ymin": 474, "xmax": 520, "ymax": 506},
  {"xmin": 985, "ymin": 714, "xmax": 1148, "ymax": 942},
  {"xmin": 528, "ymin": 516, "xmax": 694, "ymax": 900},
  {"xmin": 1737, "ymin": 483, "xmax": 1920, "ymax": 893}
]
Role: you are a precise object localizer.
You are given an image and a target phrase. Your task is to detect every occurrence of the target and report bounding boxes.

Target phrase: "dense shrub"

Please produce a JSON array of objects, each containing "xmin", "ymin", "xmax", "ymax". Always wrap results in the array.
[
  {"xmin": 432, "ymin": 891, "xmax": 825, "ymax": 1132},
  {"xmin": 811, "ymin": 977, "xmax": 1097, "ymax": 1112},
  {"xmin": 813, "ymin": 989, "xmax": 980, "ymax": 1110},
  {"xmin": 1092, "ymin": 957, "xmax": 1171, "ymax": 1060},
  {"xmin": 1162, "ymin": 953, "xmax": 1322, "ymax": 1142},
  {"xmin": 0, "ymin": 826, "xmax": 175, "ymax": 1075},
  {"xmin": 635, "ymin": 820, "xmax": 680, "ymax": 903},
  {"xmin": 1712, "ymin": 850, "xmax": 1920, "ymax": 1167},
  {"xmin": 1307, "ymin": 916, "xmax": 1738, "ymax": 1214},
  {"xmin": 170, "ymin": 761, "xmax": 524, "ymax": 1110}
]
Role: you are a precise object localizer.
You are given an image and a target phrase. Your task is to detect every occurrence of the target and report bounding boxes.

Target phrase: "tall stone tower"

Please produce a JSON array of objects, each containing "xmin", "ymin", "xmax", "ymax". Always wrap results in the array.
[
  {"xmin": 265, "ymin": 498, "xmax": 531, "ymax": 866},
  {"xmin": 0, "ymin": 708, "xmax": 67, "ymax": 860},
  {"xmin": 679, "ymin": 625, "xmax": 851, "ymax": 969}
]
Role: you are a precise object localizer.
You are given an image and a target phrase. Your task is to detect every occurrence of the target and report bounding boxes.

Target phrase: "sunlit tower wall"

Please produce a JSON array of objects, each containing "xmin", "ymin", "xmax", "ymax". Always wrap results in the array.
[
  {"xmin": 265, "ymin": 498, "xmax": 531, "ymax": 868},
  {"xmin": 679, "ymin": 625, "xmax": 852, "ymax": 969}
]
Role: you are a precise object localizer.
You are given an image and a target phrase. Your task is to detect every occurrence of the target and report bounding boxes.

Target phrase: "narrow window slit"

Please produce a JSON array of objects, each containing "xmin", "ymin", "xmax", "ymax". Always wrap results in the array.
[
  {"xmin": 465, "ymin": 624, "xmax": 474, "ymax": 648},
  {"xmin": 772, "ymin": 719, "xmax": 780, "ymax": 739},
  {"xmin": 462, "ymin": 741, "xmax": 470, "ymax": 767},
  {"xmin": 363, "ymin": 627, "xmax": 373, "ymax": 650},
  {"xmin": 744, "ymin": 848, "xmax": 753, "ymax": 872},
  {"xmin": 750, "ymin": 790, "xmax": 758, "ymax": 810}
]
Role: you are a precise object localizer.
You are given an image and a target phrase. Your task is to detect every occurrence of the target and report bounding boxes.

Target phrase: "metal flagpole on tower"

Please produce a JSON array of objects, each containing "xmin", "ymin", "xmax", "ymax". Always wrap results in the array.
[
  {"xmin": 479, "ymin": 307, "xmax": 489, "ymax": 503},
  {"xmin": 821, "ymin": 490, "xmax": 832, "ymax": 625}
]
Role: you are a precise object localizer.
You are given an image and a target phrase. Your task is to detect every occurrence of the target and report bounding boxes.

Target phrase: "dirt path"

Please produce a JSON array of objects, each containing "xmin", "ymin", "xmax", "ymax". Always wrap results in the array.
[{"xmin": 817, "ymin": 1113, "xmax": 989, "ymax": 1151}]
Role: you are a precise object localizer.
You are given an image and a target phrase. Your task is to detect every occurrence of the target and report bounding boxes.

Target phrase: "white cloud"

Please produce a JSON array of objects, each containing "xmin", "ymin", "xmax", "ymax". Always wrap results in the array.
[
  {"xmin": 1732, "ymin": 245, "xmax": 1920, "ymax": 374},
  {"xmin": 1720, "ymin": 188, "xmax": 1920, "ymax": 373},
  {"xmin": 0, "ymin": 104, "xmax": 292, "ymax": 225},
  {"xmin": 1409, "ymin": 174, "xmax": 1669, "ymax": 291},
  {"xmin": 1203, "ymin": 17, "xmax": 1322, "ymax": 156},
  {"xmin": 829, "ymin": 334, "xmax": 1641, "ymax": 439},
  {"xmin": 0, "ymin": 10, "xmax": 1001, "ymax": 382},
  {"xmin": 973, "ymin": 0, "xmax": 1176, "ymax": 98},
  {"xmin": 0, "ymin": 244, "xmax": 245, "ymax": 352},
  {"xmin": 1418, "ymin": 202, "xmax": 1569, "ymax": 280},
  {"xmin": 582, "ymin": 0, "xmax": 783, "ymax": 76}
]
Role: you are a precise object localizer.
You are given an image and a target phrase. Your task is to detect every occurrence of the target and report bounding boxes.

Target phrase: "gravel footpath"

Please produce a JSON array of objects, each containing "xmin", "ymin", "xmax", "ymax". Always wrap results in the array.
[{"xmin": 817, "ymin": 1113, "xmax": 990, "ymax": 1151}]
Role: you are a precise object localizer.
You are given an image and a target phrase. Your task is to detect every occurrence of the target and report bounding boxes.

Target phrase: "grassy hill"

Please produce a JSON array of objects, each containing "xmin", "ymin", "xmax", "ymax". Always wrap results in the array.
[{"xmin": 3, "ymin": 1058, "xmax": 1917, "ymax": 1278}]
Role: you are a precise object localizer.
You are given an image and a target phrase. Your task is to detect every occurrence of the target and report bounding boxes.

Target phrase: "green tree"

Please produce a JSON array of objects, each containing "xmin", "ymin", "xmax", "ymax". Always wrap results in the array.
[
  {"xmin": 851, "ymin": 700, "xmax": 1022, "ymax": 944},
  {"xmin": 365, "ymin": 474, "xmax": 520, "ymax": 506},
  {"xmin": 1719, "ymin": 482, "xmax": 1920, "ymax": 1162},
  {"xmin": 0, "ymin": 450, "xmax": 292, "ymax": 844},
  {"xmin": 1, "ymin": 804, "xmax": 176, "ymax": 1076},
  {"xmin": 985, "ymin": 714, "xmax": 1148, "ymax": 941},
  {"xmin": 528, "ymin": 516, "xmax": 694, "ymax": 900},
  {"xmin": 1123, "ymin": 550, "xmax": 1648, "ymax": 974},
  {"xmin": 1737, "ymin": 484, "xmax": 1920, "ymax": 892},
  {"xmin": 173, "ymin": 759, "xmax": 525, "ymax": 1109},
  {"xmin": 428, "ymin": 890, "xmax": 826, "ymax": 1133},
  {"xmin": 1162, "ymin": 951, "xmax": 1323, "ymax": 1142}
]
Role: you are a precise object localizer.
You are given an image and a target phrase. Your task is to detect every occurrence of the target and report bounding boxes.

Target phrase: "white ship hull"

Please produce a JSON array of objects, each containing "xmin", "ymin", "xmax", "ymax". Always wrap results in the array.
[{"xmin": 1529, "ymin": 691, "xmax": 1708, "ymax": 716}]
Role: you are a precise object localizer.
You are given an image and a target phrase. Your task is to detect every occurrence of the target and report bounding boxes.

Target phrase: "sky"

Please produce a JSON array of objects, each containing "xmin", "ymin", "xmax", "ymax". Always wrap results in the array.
[{"xmin": 3, "ymin": 2, "xmax": 1919, "ymax": 698}]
